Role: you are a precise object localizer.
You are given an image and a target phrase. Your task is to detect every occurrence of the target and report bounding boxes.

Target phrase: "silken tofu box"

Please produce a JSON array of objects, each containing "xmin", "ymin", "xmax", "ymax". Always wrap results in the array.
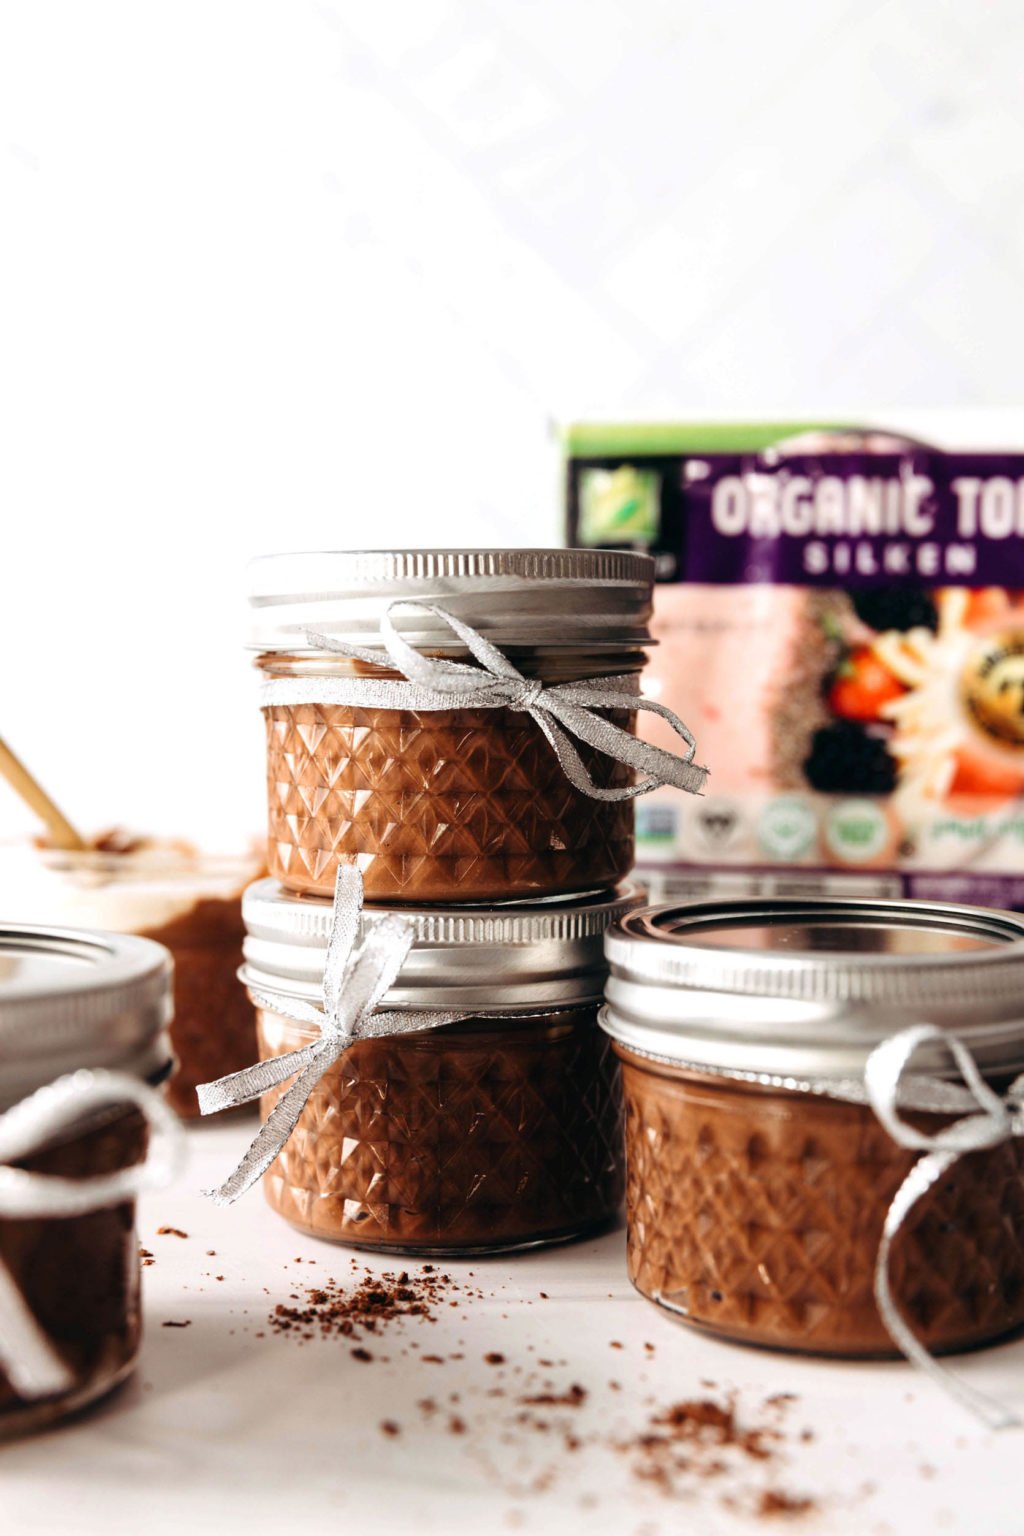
[{"xmin": 563, "ymin": 420, "xmax": 1024, "ymax": 909}]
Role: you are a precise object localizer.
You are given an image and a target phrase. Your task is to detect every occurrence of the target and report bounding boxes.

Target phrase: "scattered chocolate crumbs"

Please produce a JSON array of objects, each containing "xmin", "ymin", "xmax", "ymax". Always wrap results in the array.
[
  {"xmin": 267, "ymin": 1263, "xmax": 466, "ymax": 1344},
  {"xmin": 757, "ymin": 1490, "xmax": 816, "ymax": 1518},
  {"xmin": 617, "ymin": 1394, "xmax": 814, "ymax": 1517},
  {"xmin": 521, "ymin": 1384, "xmax": 587, "ymax": 1408},
  {"xmin": 161, "ymin": 1320, "xmax": 192, "ymax": 1328},
  {"xmin": 157, "ymin": 1226, "xmax": 188, "ymax": 1238},
  {"xmin": 139, "ymin": 1247, "xmax": 155, "ymax": 1267}
]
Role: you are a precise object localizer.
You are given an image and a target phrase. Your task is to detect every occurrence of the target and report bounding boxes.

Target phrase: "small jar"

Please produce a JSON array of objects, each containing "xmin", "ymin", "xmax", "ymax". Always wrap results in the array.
[
  {"xmin": 0, "ymin": 923, "xmax": 174, "ymax": 1435},
  {"xmin": 601, "ymin": 897, "xmax": 1024, "ymax": 1358},
  {"xmin": 241, "ymin": 880, "xmax": 639, "ymax": 1252},
  {"xmin": 3, "ymin": 840, "xmax": 262, "ymax": 1117},
  {"xmin": 247, "ymin": 549, "xmax": 656, "ymax": 902}
]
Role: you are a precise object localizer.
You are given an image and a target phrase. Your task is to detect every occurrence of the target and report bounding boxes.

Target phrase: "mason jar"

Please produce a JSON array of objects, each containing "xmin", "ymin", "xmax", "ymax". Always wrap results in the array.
[
  {"xmin": 600, "ymin": 896, "xmax": 1024, "ymax": 1358},
  {"xmin": 240, "ymin": 879, "xmax": 640, "ymax": 1252},
  {"xmin": 247, "ymin": 549, "xmax": 660, "ymax": 903},
  {"xmin": 0, "ymin": 923, "xmax": 175, "ymax": 1436}
]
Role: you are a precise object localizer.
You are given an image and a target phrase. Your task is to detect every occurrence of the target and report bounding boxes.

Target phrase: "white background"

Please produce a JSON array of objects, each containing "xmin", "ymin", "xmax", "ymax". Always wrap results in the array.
[{"xmin": 2, "ymin": 1, "xmax": 1024, "ymax": 848}]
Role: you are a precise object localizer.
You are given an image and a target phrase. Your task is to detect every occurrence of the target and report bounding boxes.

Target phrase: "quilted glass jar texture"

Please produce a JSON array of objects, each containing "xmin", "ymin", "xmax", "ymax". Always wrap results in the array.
[
  {"xmin": 260, "ymin": 652, "xmax": 637, "ymax": 902},
  {"xmin": 601, "ymin": 895, "xmax": 1024, "ymax": 1359},
  {"xmin": 0, "ymin": 924, "xmax": 173, "ymax": 1437},
  {"xmin": 616, "ymin": 1052, "xmax": 1024, "ymax": 1357},
  {"xmin": 0, "ymin": 1109, "xmax": 148, "ymax": 1437},
  {"xmin": 247, "ymin": 549, "xmax": 659, "ymax": 903},
  {"xmin": 239, "ymin": 879, "xmax": 640, "ymax": 1255},
  {"xmin": 257, "ymin": 1006, "xmax": 624, "ymax": 1253}
]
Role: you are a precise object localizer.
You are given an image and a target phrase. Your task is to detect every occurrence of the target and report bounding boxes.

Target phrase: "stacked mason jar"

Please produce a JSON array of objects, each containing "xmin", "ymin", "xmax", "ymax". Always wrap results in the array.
[{"xmin": 222, "ymin": 548, "xmax": 695, "ymax": 1253}]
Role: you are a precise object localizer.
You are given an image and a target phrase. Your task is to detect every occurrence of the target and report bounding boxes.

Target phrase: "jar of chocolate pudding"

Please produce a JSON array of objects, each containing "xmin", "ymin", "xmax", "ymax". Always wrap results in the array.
[
  {"xmin": 601, "ymin": 897, "xmax": 1024, "ymax": 1358},
  {"xmin": 3, "ymin": 838, "xmax": 263, "ymax": 1117},
  {"xmin": 247, "ymin": 549, "xmax": 674, "ymax": 903},
  {"xmin": 240, "ymin": 879, "xmax": 640, "ymax": 1252},
  {"xmin": 0, "ymin": 923, "xmax": 176, "ymax": 1436}
]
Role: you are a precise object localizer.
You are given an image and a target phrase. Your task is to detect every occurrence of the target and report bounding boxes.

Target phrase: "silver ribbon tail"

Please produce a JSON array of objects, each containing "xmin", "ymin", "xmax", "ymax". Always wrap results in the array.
[
  {"xmin": 0, "ymin": 1069, "xmax": 183, "ymax": 1399},
  {"xmin": 259, "ymin": 597, "xmax": 706, "ymax": 799},
  {"xmin": 198, "ymin": 864, "xmax": 468, "ymax": 1205},
  {"xmin": 866, "ymin": 1024, "xmax": 1024, "ymax": 1430}
]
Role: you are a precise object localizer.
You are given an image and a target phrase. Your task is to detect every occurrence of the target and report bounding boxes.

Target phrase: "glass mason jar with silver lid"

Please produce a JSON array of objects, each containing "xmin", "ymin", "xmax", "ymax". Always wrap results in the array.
[
  {"xmin": 247, "ymin": 548, "xmax": 704, "ymax": 904},
  {"xmin": 600, "ymin": 896, "xmax": 1024, "ymax": 1360},
  {"xmin": 0, "ymin": 923, "xmax": 177, "ymax": 1437},
  {"xmin": 232, "ymin": 878, "xmax": 641, "ymax": 1254}
]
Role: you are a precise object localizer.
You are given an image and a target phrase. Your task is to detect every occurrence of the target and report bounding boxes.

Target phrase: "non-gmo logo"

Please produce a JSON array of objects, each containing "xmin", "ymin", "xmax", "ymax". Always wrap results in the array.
[
  {"xmin": 824, "ymin": 798, "xmax": 889, "ymax": 863},
  {"xmin": 757, "ymin": 797, "xmax": 817, "ymax": 862}
]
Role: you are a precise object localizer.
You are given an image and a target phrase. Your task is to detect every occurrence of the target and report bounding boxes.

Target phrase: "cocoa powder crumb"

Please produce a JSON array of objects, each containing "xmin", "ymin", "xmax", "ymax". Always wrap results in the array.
[
  {"xmin": 268, "ymin": 1264, "xmax": 460, "ymax": 1343},
  {"xmin": 521, "ymin": 1384, "xmax": 587, "ymax": 1408},
  {"xmin": 161, "ymin": 1320, "xmax": 191, "ymax": 1328},
  {"xmin": 616, "ymin": 1392, "xmax": 815, "ymax": 1516},
  {"xmin": 380, "ymin": 1420, "xmax": 401, "ymax": 1437},
  {"xmin": 351, "ymin": 1347, "xmax": 373, "ymax": 1363},
  {"xmin": 756, "ymin": 1490, "xmax": 815, "ymax": 1518},
  {"xmin": 448, "ymin": 1414, "xmax": 466, "ymax": 1435},
  {"xmin": 157, "ymin": 1226, "xmax": 188, "ymax": 1238},
  {"xmin": 485, "ymin": 1352, "xmax": 506, "ymax": 1365}
]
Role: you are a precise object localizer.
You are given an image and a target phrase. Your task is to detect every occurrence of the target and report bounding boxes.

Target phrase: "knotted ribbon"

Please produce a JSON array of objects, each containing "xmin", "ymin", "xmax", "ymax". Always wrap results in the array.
[
  {"xmin": 0, "ymin": 1069, "xmax": 182, "ymax": 1399},
  {"xmin": 258, "ymin": 599, "xmax": 707, "ymax": 800},
  {"xmin": 198, "ymin": 864, "xmax": 468, "ymax": 1204},
  {"xmin": 866, "ymin": 1024, "xmax": 1024, "ymax": 1430}
]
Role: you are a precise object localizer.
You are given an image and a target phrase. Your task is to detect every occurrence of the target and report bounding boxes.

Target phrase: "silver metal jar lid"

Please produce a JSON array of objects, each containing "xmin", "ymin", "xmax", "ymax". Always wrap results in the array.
[
  {"xmin": 242, "ymin": 878, "xmax": 641, "ymax": 1012},
  {"xmin": 601, "ymin": 896, "xmax": 1024, "ymax": 1081},
  {"xmin": 0, "ymin": 924, "xmax": 175, "ymax": 1110},
  {"xmin": 246, "ymin": 548, "xmax": 655, "ymax": 653}
]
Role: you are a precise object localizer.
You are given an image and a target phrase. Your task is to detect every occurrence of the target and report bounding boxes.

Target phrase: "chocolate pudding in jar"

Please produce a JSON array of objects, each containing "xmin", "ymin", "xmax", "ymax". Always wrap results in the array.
[
  {"xmin": 241, "ymin": 880, "xmax": 640, "ymax": 1253},
  {"xmin": 601, "ymin": 897, "xmax": 1024, "ymax": 1358},
  {"xmin": 247, "ymin": 549, "xmax": 666, "ymax": 903},
  {"xmin": 5, "ymin": 835, "xmax": 263, "ymax": 1117},
  {"xmin": 0, "ymin": 923, "xmax": 175, "ymax": 1436}
]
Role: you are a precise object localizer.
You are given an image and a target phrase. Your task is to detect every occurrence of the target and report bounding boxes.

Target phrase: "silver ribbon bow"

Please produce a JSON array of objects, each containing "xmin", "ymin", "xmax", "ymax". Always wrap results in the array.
[
  {"xmin": 0, "ymin": 1069, "xmax": 183, "ymax": 1400},
  {"xmin": 259, "ymin": 598, "xmax": 707, "ymax": 800},
  {"xmin": 198, "ymin": 864, "xmax": 467, "ymax": 1205},
  {"xmin": 866, "ymin": 1023, "xmax": 1024, "ymax": 1430}
]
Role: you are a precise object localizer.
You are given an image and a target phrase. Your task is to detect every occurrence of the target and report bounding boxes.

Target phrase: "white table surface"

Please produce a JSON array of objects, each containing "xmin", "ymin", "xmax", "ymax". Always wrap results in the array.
[{"xmin": 6, "ymin": 1120, "xmax": 1023, "ymax": 1536}]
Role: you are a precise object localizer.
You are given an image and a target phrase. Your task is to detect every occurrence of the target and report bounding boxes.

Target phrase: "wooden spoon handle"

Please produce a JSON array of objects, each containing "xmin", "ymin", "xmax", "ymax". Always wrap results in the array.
[{"xmin": 0, "ymin": 734, "xmax": 87, "ymax": 851}]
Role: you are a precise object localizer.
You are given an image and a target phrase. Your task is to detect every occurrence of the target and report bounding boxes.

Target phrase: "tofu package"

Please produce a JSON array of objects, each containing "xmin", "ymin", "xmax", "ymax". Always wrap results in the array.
[{"xmin": 564, "ymin": 419, "xmax": 1024, "ymax": 909}]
